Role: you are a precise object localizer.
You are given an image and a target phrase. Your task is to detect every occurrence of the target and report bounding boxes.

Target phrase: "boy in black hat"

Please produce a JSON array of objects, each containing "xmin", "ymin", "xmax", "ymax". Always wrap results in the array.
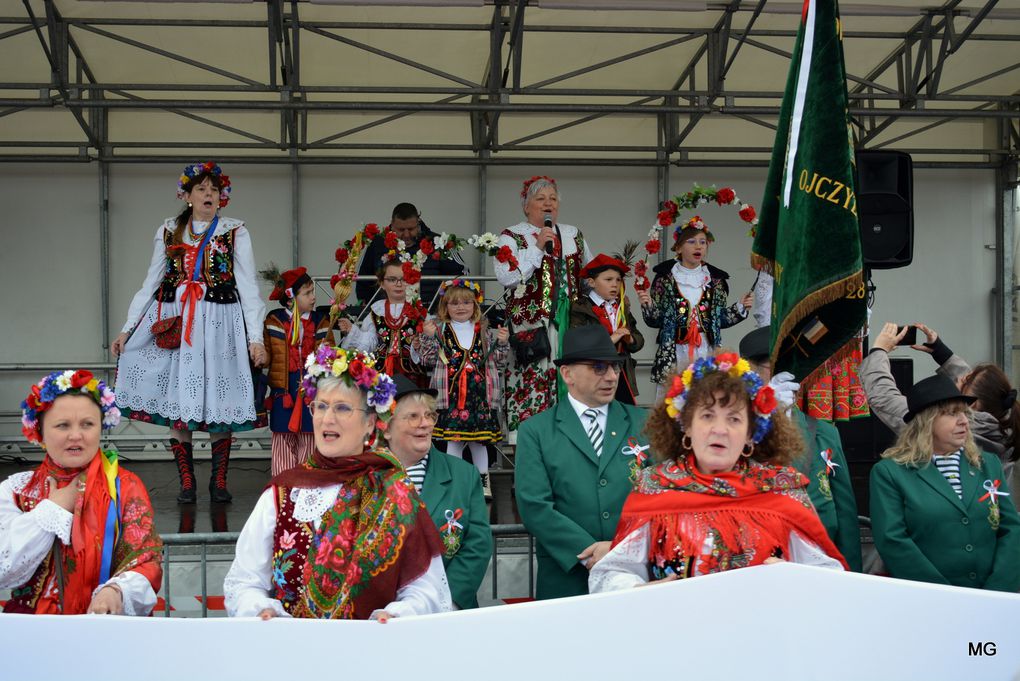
[
  {"xmin": 740, "ymin": 326, "xmax": 863, "ymax": 571},
  {"xmin": 514, "ymin": 325, "xmax": 651, "ymax": 599}
]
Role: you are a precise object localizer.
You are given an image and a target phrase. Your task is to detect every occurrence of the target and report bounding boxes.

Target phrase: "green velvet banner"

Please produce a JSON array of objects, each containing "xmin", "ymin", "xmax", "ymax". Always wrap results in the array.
[{"xmin": 752, "ymin": 0, "xmax": 866, "ymax": 383}]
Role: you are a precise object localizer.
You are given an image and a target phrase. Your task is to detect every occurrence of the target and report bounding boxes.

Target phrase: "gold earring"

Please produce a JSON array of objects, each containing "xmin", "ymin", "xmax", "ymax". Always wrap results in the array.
[
  {"xmin": 681, "ymin": 434, "xmax": 692, "ymax": 450},
  {"xmin": 741, "ymin": 443, "xmax": 754, "ymax": 458}
]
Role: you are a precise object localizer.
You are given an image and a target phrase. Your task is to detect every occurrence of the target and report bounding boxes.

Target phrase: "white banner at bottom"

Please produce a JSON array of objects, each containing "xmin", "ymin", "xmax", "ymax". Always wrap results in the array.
[{"xmin": 2, "ymin": 563, "xmax": 1017, "ymax": 680}]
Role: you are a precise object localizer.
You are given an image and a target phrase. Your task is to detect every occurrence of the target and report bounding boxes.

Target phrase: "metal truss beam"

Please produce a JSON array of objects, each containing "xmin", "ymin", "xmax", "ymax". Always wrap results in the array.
[{"xmin": 0, "ymin": 5, "xmax": 1016, "ymax": 167}]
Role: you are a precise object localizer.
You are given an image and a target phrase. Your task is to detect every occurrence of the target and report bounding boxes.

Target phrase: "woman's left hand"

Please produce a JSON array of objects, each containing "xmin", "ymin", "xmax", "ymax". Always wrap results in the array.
[
  {"xmin": 249, "ymin": 342, "xmax": 267, "ymax": 367},
  {"xmin": 87, "ymin": 585, "xmax": 124, "ymax": 615}
]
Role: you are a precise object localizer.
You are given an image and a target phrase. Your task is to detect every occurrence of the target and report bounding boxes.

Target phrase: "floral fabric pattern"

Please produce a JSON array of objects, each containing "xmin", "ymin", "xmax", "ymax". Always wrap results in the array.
[
  {"xmin": 271, "ymin": 465, "xmax": 436, "ymax": 619},
  {"xmin": 642, "ymin": 260, "xmax": 746, "ymax": 385}
]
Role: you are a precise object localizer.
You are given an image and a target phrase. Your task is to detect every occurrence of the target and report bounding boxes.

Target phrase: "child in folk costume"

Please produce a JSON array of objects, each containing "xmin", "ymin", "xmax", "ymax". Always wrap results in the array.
[
  {"xmin": 419, "ymin": 279, "xmax": 510, "ymax": 493},
  {"xmin": 637, "ymin": 216, "xmax": 752, "ymax": 396},
  {"xmin": 261, "ymin": 266, "xmax": 333, "ymax": 476},
  {"xmin": 341, "ymin": 259, "xmax": 428, "ymax": 388},
  {"xmin": 570, "ymin": 254, "xmax": 644, "ymax": 405}
]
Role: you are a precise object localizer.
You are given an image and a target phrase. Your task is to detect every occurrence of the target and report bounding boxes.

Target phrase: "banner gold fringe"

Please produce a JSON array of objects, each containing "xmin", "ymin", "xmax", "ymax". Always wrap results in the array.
[{"xmin": 752, "ymin": 248, "xmax": 864, "ymax": 385}]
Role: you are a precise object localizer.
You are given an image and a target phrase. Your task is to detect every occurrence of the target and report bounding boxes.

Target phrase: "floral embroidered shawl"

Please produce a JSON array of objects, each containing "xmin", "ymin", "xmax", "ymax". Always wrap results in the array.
[{"xmin": 614, "ymin": 454, "xmax": 848, "ymax": 577}]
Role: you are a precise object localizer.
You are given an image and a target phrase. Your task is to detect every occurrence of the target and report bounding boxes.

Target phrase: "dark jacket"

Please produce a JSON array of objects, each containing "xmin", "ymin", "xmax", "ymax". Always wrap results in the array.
[
  {"xmin": 641, "ymin": 259, "xmax": 746, "ymax": 385},
  {"xmin": 870, "ymin": 451, "xmax": 1020, "ymax": 591},
  {"xmin": 569, "ymin": 295, "xmax": 644, "ymax": 403},
  {"xmin": 420, "ymin": 448, "xmax": 493, "ymax": 609},
  {"xmin": 355, "ymin": 223, "xmax": 465, "ymax": 307}
]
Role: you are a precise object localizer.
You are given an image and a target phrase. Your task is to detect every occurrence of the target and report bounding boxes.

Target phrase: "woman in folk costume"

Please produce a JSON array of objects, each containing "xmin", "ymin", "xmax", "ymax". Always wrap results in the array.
[
  {"xmin": 570, "ymin": 254, "xmax": 644, "ymax": 405},
  {"xmin": 341, "ymin": 259, "xmax": 428, "ymax": 388},
  {"xmin": 494, "ymin": 175, "xmax": 593, "ymax": 434},
  {"xmin": 112, "ymin": 162, "xmax": 267, "ymax": 504},
  {"xmin": 637, "ymin": 216, "xmax": 751, "ymax": 396},
  {"xmin": 869, "ymin": 374, "xmax": 1020, "ymax": 591},
  {"xmin": 261, "ymin": 265, "xmax": 333, "ymax": 476},
  {"xmin": 419, "ymin": 278, "xmax": 510, "ymax": 494},
  {"xmin": 224, "ymin": 345, "xmax": 451, "ymax": 620},
  {"xmin": 589, "ymin": 350, "xmax": 847, "ymax": 592},
  {"xmin": 1, "ymin": 371, "xmax": 162, "ymax": 614}
]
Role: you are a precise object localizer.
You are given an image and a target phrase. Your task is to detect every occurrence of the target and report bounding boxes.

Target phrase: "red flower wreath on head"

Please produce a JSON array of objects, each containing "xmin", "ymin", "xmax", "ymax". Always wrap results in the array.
[{"xmin": 521, "ymin": 175, "xmax": 557, "ymax": 200}]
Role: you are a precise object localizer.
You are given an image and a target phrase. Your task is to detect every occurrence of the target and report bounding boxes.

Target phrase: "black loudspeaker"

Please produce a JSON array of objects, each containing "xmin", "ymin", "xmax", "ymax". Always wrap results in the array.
[
  {"xmin": 834, "ymin": 356, "xmax": 913, "ymax": 513},
  {"xmin": 856, "ymin": 150, "xmax": 913, "ymax": 269}
]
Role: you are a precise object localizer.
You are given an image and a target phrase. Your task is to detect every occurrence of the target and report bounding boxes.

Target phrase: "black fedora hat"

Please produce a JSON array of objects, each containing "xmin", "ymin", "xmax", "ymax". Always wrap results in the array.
[
  {"xmin": 904, "ymin": 374, "xmax": 975, "ymax": 422},
  {"xmin": 392, "ymin": 374, "xmax": 438, "ymax": 401},
  {"xmin": 553, "ymin": 325, "xmax": 624, "ymax": 366},
  {"xmin": 739, "ymin": 326, "xmax": 771, "ymax": 363}
]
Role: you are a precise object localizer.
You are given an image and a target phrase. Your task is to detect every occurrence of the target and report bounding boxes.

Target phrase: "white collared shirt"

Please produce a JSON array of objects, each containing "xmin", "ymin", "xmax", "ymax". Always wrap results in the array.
[
  {"xmin": 588, "ymin": 291, "xmax": 619, "ymax": 331},
  {"xmin": 566, "ymin": 393, "xmax": 609, "ymax": 456}
]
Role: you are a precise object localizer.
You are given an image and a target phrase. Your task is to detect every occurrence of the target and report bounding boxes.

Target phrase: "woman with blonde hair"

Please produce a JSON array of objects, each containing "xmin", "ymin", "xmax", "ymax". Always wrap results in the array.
[
  {"xmin": 590, "ymin": 350, "xmax": 846, "ymax": 592},
  {"xmin": 870, "ymin": 374, "xmax": 1020, "ymax": 591}
]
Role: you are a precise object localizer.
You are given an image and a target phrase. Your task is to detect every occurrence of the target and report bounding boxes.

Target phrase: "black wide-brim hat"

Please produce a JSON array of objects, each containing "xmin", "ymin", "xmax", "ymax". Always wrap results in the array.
[
  {"xmin": 739, "ymin": 326, "xmax": 771, "ymax": 363},
  {"xmin": 553, "ymin": 325, "xmax": 625, "ymax": 366},
  {"xmin": 904, "ymin": 374, "xmax": 976, "ymax": 422},
  {"xmin": 392, "ymin": 374, "xmax": 438, "ymax": 401}
]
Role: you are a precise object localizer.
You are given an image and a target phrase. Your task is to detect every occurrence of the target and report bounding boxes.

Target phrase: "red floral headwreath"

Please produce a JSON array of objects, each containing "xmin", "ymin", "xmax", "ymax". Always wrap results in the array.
[{"xmin": 521, "ymin": 175, "xmax": 557, "ymax": 200}]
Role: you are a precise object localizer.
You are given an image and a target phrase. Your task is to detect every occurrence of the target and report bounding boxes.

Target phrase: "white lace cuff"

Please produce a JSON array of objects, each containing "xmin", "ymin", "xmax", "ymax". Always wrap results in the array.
[{"xmin": 32, "ymin": 500, "xmax": 72, "ymax": 543}]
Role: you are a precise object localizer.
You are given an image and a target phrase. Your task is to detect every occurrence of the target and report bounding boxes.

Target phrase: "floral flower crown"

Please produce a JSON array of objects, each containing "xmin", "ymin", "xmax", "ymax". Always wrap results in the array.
[
  {"xmin": 176, "ymin": 161, "xmax": 232, "ymax": 208},
  {"xmin": 21, "ymin": 370, "xmax": 121, "ymax": 445},
  {"xmin": 301, "ymin": 345, "xmax": 397, "ymax": 418},
  {"xmin": 439, "ymin": 278, "xmax": 483, "ymax": 305},
  {"xmin": 674, "ymin": 215, "xmax": 714, "ymax": 243},
  {"xmin": 520, "ymin": 175, "xmax": 556, "ymax": 200},
  {"xmin": 664, "ymin": 352, "xmax": 777, "ymax": 444}
]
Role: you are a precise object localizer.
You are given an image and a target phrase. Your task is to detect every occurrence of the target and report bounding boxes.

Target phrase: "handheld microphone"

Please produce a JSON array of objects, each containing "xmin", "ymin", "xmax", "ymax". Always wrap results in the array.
[{"xmin": 543, "ymin": 213, "xmax": 554, "ymax": 255}]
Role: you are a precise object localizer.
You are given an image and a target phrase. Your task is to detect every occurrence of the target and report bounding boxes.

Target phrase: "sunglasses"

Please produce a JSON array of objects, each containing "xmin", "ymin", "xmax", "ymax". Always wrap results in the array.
[{"xmin": 575, "ymin": 361, "xmax": 623, "ymax": 376}]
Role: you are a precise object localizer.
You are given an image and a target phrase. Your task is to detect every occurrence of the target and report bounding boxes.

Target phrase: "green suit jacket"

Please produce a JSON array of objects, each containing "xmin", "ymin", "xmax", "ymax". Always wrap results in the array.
[
  {"xmin": 793, "ymin": 409, "xmax": 863, "ymax": 572},
  {"xmin": 870, "ymin": 451, "xmax": 1020, "ymax": 591},
  {"xmin": 515, "ymin": 398, "xmax": 648, "ymax": 599},
  {"xmin": 421, "ymin": 448, "xmax": 493, "ymax": 609}
]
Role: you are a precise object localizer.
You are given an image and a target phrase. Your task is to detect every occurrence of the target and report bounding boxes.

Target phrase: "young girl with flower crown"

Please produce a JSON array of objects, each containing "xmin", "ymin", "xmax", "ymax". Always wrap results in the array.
[
  {"xmin": 341, "ymin": 259, "xmax": 427, "ymax": 388},
  {"xmin": 637, "ymin": 216, "xmax": 752, "ymax": 397},
  {"xmin": 419, "ymin": 279, "xmax": 510, "ymax": 493}
]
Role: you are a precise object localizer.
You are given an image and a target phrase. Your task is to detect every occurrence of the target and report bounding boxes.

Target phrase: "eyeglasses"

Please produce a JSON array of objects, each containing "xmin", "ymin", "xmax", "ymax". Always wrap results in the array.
[
  {"xmin": 577, "ymin": 361, "xmax": 623, "ymax": 376},
  {"xmin": 396, "ymin": 410, "xmax": 440, "ymax": 425},
  {"xmin": 382, "ymin": 277, "xmax": 404, "ymax": 284},
  {"xmin": 309, "ymin": 401, "xmax": 368, "ymax": 418}
]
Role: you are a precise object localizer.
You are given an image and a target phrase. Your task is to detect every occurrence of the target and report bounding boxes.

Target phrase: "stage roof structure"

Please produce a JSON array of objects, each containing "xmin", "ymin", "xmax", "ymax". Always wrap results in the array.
[{"xmin": 0, "ymin": 0, "xmax": 1017, "ymax": 168}]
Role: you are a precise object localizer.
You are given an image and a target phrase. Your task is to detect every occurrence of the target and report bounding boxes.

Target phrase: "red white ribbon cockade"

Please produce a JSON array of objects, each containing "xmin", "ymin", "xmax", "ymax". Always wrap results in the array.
[
  {"xmin": 979, "ymin": 479, "xmax": 1010, "ymax": 505},
  {"xmin": 622, "ymin": 437, "xmax": 651, "ymax": 464},
  {"xmin": 819, "ymin": 448, "xmax": 839, "ymax": 476},
  {"xmin": 442, "ymin": 508, "xmax": 464, "ymax": 535}
]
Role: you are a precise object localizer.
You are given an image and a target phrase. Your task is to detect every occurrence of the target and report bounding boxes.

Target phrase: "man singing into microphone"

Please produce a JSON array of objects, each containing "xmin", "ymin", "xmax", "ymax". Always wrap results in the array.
[{"xmin": 492, "ymin": 175, "xmax": 594, "ymax": 435}]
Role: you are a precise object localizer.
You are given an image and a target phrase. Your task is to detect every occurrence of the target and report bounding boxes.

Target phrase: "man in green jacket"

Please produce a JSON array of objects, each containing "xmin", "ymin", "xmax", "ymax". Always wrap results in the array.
[
  {"xmin": 740, "ymin": 327, "xmax": 863, "ymax": 571},
  {"xmin": 515, "ymin": 325, "xmax": 650, "ymax": 599},
  {"xmin": 388, "ymin": 376, "xmax": 493, "ymax": 609}
]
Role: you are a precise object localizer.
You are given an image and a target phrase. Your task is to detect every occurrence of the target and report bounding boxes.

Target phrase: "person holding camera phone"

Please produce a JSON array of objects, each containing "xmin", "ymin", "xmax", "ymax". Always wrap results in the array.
[{"xmin": 861, "ymin": 322, "xmax": 1020, "ymax": 506}]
